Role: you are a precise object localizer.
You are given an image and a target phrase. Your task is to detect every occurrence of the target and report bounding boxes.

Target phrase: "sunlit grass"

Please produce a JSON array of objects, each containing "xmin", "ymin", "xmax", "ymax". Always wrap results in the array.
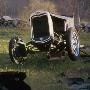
[{"xmin": 0, "ymin": 28, "xmax": 89, "ymax": 90}]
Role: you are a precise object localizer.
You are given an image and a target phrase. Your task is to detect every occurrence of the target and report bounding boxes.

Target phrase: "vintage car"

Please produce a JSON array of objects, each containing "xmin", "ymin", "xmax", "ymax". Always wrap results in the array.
[{"xmin": 9, "ymin": 11, "xmax": 80, "ymax": 64}]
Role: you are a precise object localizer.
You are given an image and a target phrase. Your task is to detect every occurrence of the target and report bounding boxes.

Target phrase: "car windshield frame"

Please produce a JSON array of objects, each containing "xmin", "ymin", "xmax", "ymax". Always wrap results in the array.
[{"xmin": 31, "ymin": 15, "xmax": 50, "ymax": 38}]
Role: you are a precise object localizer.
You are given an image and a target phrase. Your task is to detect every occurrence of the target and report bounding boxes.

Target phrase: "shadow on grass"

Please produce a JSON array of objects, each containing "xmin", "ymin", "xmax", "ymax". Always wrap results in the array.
[
  {"xmin": 0, "ymin": 53, "xmax": 67, "ymax": 71},
  {"xmin": 23, "ymin": 54, "xmax": 73, "ymax": 72},
  {"xmin": 0, "ymin": 53, "xmax": 90, "ymax": 73},
  {"xmin": 67, "ymin": 77, "xmax": 90, "ymax": 90},
  {"xmin": 0, "ymin": 53, "xmax": 10, "ymax": 64},
  {"xmin": 0, "ymin": 71, "xmax": 31, "ymax": 90}
]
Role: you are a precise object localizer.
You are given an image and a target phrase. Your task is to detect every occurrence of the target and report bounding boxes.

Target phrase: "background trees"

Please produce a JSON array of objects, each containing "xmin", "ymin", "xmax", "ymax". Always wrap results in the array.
[
  {"xmin": 0, "ymin": 0, "xmax": 7, "ymax": 16},
  {"xmin": 0, "ymin": 0, "xmax": 90, "ymax": 22},
  {"xmin": 20, "ymin": 0, "xmax": 58, "ymax": 21}
]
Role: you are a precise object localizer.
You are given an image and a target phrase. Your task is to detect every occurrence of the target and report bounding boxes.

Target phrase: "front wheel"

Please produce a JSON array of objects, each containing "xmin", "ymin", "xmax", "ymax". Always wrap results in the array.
[
  {"xmin": 66, "ymin": 28, "xmax": 80, "ymax": 60},
  {"xmin": 9, "ymin": 37, "xmax": 27, "ymax": 64}
]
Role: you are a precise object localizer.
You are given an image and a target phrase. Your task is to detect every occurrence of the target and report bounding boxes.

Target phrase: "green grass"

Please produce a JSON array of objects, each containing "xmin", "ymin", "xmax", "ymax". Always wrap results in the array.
[
  {"xmin": 80, "ymin": 31, "xmax": 90, "ymax": 45},
  {"xmin": 0, "ymin": 28, "xmax": 90, "ymax": 90}
]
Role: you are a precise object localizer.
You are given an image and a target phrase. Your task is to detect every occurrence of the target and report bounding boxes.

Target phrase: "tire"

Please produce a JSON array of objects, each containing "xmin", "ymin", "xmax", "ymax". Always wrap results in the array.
[
  {"xmin": 9, "ymin": 37, "xmax": 27, "ymax": 64},
  {"xmin": 66, "ymin": 28, "xmax": 80, "ymax": 60}
]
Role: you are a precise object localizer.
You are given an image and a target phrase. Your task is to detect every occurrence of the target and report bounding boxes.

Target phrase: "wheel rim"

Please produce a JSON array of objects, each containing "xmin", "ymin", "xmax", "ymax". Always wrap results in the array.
[
  {"xmin": 12, "ymin": 47, "xmax": 24, "ymax": 64},
  {"xmin": 71, "ymin": 31, "xmax": 80, "ymax": 56},
  {"xmin": 11, "ymin": 39, "xmax": 23, "ymax": 64},
  {"xmin": 12, "ymin": 43, "xmax": 20, "ymax": 64},
  {"xmin": 9, "ymin": 37, "xmax": 26, "ymax": 64}
]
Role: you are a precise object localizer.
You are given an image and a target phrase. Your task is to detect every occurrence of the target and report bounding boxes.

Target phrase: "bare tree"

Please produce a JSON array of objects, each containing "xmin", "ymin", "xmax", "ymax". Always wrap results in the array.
[
  {"xmin": 20, "ymin": 0, "xmax": 58, "ymax": 21},
  {"xmin": 0, "ymin": 0, "xmax": 7, "ymax": 16}
]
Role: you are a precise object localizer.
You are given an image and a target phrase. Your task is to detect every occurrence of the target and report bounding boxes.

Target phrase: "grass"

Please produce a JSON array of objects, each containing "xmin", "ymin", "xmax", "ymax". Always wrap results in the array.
[
  {"xmin": 0, "ymin": 28, "xmax": 90, "ymax": 90},
  {"xmin": 79, "ymin": 31, "xmax": 90, "ymax": 45}
]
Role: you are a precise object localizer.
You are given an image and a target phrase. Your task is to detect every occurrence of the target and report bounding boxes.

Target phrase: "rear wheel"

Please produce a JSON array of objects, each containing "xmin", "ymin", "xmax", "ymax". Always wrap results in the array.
[
  {"xmin": 9, "ymin": 37, "xmax": 27, "ymax": 64},
  {"xmin": 66, "ymin": 28, "xmax": 80, "ymax": 60}
]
